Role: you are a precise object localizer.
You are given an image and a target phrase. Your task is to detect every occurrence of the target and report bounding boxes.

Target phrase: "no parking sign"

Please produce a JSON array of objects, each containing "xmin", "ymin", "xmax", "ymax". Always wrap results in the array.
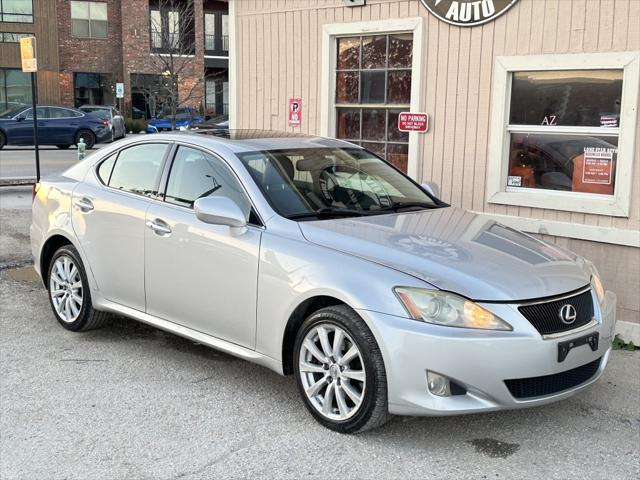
[{"xmin": 289, "ymin": 98, "xmax": 302, "ymax": 127}]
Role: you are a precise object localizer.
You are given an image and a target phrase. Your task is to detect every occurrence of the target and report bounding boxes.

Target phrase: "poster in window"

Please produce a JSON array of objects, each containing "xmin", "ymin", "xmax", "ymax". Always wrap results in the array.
[{"xmin": 582, "ymin": 148, "xmax": 614, "ymax": 185}]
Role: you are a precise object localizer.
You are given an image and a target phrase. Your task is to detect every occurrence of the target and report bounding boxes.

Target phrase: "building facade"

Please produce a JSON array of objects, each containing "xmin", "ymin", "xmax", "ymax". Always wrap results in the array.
[
  {"xmin": 231, "ymin": 0, "xmax": 640, "ymax": 342},
  {"xmin": 1, "ymin": 0, "xmax": 229, "ymax": 118}
]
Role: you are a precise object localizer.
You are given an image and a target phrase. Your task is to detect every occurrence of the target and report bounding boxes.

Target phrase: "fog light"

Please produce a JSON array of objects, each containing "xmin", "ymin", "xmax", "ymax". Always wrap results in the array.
[{"xmin": 427, "ymin": 371, "xmax": 451, "ymax": 397}]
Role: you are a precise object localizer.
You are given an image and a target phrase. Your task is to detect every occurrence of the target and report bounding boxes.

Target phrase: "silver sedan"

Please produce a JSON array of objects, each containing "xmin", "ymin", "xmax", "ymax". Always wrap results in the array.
[{"xmin": 31, "ymin": 131, "xmax": 616, "ymax": 433}]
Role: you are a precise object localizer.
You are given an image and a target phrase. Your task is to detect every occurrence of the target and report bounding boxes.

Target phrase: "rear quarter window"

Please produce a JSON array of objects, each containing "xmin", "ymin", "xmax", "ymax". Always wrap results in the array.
[{"xmin": 96, "ymin": 154, "xmax": 116, "ymax": 185}]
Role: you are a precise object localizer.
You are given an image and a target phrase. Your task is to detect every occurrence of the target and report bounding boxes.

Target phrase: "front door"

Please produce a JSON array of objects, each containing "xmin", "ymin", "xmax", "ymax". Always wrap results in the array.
[
  {"xmin": 72, "ymin": 142, "xmax": 169, "ymax": 311},
  {"xmin": 144, "ymin": 145, "xmax": 261, "ymax": 348}
]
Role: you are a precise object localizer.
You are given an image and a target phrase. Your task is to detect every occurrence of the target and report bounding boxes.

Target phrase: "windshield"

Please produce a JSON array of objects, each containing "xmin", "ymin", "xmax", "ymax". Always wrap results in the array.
[
  {"xmin": 237, "ymin": 147, "xmax": 441, "ymax": 220},
  {"xmin": 0, "ymin": 105, "xmax": 28, "ymax": 118}
]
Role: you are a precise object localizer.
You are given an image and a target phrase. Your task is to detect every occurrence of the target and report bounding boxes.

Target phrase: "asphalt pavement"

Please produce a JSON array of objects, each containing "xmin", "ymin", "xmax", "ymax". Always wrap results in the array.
[
  {"xmin": 1, "ymin": 187, "xmax": 639, "ymax": 479},
  {"xmin": 0, "ymin": 144, "xmax": 110, "ymax": 180}
]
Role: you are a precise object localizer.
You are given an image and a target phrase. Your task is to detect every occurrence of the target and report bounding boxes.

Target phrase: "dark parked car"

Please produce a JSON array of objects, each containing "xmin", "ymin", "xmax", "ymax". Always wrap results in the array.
[
  {"xmin": 146, "ymin": 107, "xmax": 204, "ymax": 133},
  {"xmin": 78, "ymin": 105, "xmax": 126, "ymax": 141},
  {"xmin": 0, "ymin": 104, "xmax": 111, "ymax": 149}
]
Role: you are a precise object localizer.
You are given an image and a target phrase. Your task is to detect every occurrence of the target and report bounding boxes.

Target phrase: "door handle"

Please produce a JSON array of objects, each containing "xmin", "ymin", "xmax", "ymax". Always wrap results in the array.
[
  {"xmin": 73, "ymin": 197, "xmax": 94, "ymax": 212},
  {"xmin": 146, "ymin": 219, "xmax": 172, "ymax": 236}
]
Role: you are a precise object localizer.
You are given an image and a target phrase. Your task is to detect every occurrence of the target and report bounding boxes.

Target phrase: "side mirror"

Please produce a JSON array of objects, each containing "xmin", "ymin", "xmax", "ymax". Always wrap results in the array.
[
  {"xmin": 421, "ymin": 181, "xmax": 440, "ymax": 198},
  {"xmin": 194, "ymin": 196, "xmax": 247, "ymax": 228},
  {"xmin": 15, "ymin": 116, "xmax": 26, "ymax": 122}
]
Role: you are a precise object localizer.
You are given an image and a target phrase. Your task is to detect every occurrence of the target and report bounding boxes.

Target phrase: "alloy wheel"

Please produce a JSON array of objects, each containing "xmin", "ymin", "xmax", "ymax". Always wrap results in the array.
[
  {"xmin": 298, "ymin": 323, "xmax": 366, "ymax": 421},
  {"xmin": 49, "ymin": 255, "xmax": 83, "ymax": 323}
]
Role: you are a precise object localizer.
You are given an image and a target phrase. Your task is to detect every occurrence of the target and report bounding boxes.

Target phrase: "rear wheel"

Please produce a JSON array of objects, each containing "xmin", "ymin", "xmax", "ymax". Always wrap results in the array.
[
  {"xmin": 56, "ymin": 144, "xmax": 71, "ymax": 149},
  {"xmin": 0, "ymin": 131, "xmax": 6, "ymax": 149},
  {"xmin": 47, "ymin": 245, "xmax": 110, "ymax": 332},
  {"xmin": 75, "ymin": 129, "xmax": 96, "ymax": 149},
  {"xmin": 293, "ymin": 305, "xmax": 390, "ymax": 433}
]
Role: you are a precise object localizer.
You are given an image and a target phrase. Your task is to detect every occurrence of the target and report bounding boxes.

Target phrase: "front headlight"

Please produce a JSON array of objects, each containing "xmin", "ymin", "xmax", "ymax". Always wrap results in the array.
[{"xmin": 394, "ymin": 287, "xmax": 512, "ymax": 331}]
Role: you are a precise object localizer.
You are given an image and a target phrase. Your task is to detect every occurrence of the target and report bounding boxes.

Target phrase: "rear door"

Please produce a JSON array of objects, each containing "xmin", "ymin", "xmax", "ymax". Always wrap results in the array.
[{"xmin": 72, "ymin": 142, "xmax": 170, "ymax": 311}]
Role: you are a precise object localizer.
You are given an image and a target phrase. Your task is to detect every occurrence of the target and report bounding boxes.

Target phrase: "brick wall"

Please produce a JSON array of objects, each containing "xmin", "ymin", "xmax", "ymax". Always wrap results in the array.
[{"xmin": 57, "ymin": 0, "xmax": 124, "ymax": 107}]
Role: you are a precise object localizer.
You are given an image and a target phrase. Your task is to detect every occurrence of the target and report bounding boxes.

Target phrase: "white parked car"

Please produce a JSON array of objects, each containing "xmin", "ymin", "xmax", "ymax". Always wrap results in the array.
[{"xmin": 31, "ymin": 131, "xmax": 616, "ymax": 433}]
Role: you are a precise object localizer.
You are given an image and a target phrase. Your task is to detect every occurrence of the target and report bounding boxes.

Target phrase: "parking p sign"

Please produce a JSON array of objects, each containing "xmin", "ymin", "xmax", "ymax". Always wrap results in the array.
[
  {"xmin": 289, "ymin": 98, "xmax": 301, "ymax": 127},
  {"xmin": 116, "ymin": 82, "xmax": 124, "ymax": 98}
]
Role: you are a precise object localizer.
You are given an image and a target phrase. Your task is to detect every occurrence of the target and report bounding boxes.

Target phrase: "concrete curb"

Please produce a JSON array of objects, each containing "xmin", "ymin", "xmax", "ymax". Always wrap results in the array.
[{"xmin": 0, "ymin": 177, "xmax": 36, "ymax": 187}]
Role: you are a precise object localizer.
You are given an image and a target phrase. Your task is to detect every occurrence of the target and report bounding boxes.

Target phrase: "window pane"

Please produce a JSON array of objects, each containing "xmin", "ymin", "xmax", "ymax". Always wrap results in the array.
[
  {"xmin": 91, "ymin": 20, "xmax": 107, "ymax": 38},
  {"xmin": 205, "ymin": 13, "xmax": 215, "ymax": 35},
  {"xmin": 387, "ymin": 110, "xmax": 409, "ymax": 142},
  {"xmin": 360, "ymin": 71, "xmax": 385, "ymax": 103},
  {"xmin": 165, "ymin": 146, "xmax": 251, "ymax": 219},
  {"xmin": 388, "ymin": 34, "xmax": 412, "ymax": 68},
  {"xmin": 507, "ymin": 133, "xmax": 618, "ymax": 195},
  {"xmin": 387, "ymin": 70, "xmax": 411, "ymax": 104},
  {"xmin": 91, "ymin": 2, "xmax": 107, "ymax": 21},
  {"xmin": 72, "ymin": 19, "xmax": 90, "ymax": 37},
  {"xmin": 509, "ymin": 70, "xmax": 623, "ymax": 127},
  {"xmin": 336, "ymin": 108, "xmax": 360, "ymax": 139},
  {"xmin": 387, "ymin": 143, "xmax": 409, "ymax": 172},
  {"xmin": 336, "ymin": 72, "xmax": 358, "ymax": 103},
  {"xmin": 362, "ymin": 35, "xmax": 386, "ymax": 69},
  {"xmin": 97, "ymin": 155, "xmax": 116, "ymax": 184},
  {"xmin": 4, "ymin": 69, "xmax": 31, "ymax": 104},
  {"xmin": 222, "ymin": 14, "xmax": 229, "ymax": 36},
  {"xmin": 361, "ymin": 109, "xmax": 385, "ymax": 141},
  {"xmin": 109, "ymin": 144, "xmax": 167, "ymax": 196},
  {"xmin": 70, "ymin": 1, "xmax": 89, "ymax": 19},
  {"xmin": 337, "ymin": 37, "xmax": 359, "ymax": 70}
]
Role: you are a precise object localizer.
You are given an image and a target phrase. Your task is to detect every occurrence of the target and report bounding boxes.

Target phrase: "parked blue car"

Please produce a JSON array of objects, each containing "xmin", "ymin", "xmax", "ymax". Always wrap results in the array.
[
  {"xmin": 0, "ymin": 104, "xmax": 111, "ymax": 150},
  {"xmin": 146, "ymin": 107, "xmax": 204, "ymax": 133}
]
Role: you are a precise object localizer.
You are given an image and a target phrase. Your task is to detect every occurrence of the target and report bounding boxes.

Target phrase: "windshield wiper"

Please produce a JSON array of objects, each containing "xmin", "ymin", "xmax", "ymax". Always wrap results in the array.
[
  {"xmin": 286, "ymin": 208, "xmax": 372, "ymax": 220},
  {"xmin": 376, "ymin": 201, "xmax": 438, "ymax": 212}
]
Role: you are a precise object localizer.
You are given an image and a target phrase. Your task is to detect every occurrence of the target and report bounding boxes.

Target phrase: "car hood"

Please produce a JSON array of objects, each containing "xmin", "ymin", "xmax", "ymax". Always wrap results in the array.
[{"xmin": 298, "ymin": 207, "xmax": 590, "ymax": 301}]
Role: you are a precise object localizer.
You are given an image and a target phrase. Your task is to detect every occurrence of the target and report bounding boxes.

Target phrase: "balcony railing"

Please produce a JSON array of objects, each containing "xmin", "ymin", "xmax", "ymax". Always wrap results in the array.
[
  {"xmin": 151, "ymin": 31, "xmax": 193, "ymax": 54},
  {"xmin": 204, "ymin": 34, "xmax": 229, "ymax": 53}
]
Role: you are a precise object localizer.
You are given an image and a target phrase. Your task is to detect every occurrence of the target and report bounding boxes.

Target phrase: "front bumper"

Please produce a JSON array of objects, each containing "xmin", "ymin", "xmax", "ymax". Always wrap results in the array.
[{"xmin": 357, "ymin": 289, "xmax": 616, "ymax": 416}]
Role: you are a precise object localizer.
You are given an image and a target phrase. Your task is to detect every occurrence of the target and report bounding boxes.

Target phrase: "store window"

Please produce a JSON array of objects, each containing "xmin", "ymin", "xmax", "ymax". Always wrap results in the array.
[
  {"xmin": 0, "ymin": 32, "xmax": 29, "ymax": 43},
  {"xmin": 487, "ymin": 52, "xmax": 639, "ymax": 217},
  {"xmin": 0, "ymin": 0, "xmax": 33, "ymax": 23},
  {"xmin": 71, "ymin": 1, "xmax": 107, "ymax": 38},
  {"xmin": 74, "ymin": 72, "xmax": 113, "ymax": 107},
  {"xmin": 0, "ymin": 68, "xmax": 31, "ymax": 110},
  {"xmin": 507, "ymin": 71, "xmax": 622, "ymax": 196},
  {"xmin": 334, "ymin": 33, "xmax": 413, "ymax": 172}
]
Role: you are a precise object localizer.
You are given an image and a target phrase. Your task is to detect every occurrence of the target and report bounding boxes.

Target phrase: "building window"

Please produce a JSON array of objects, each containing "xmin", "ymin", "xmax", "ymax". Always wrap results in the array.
[
  {"xmin": 150, "ymin": 6, "xmax": 193, "ymax": 53},
  {"xmin": 334, "ymin": 34, "xmax": 413, "ymax": 172},
  {"xmin": 0, "ymin": 32, "xmax": 29, "ymax": 43},
  {"xmin": 0, "ymin": 68, "xmax": 31, "ymax": 110},
  {"xmin": 487, "ymin": 52, "xmax": 640, "ymax": 217},
  {"xmin": 204, "ymin": 11, "xmax": 228, "ymax": 53},
  {"xmin": 71, "ymin": 1, "xmax": 108, "ymax": 38},
  {"xmin": 204, "ymin": 12, "xmax": 215, "ymax": 51},
  {"xmin": 74, "ymin": 72, "xmax": 113, "ymax": 107},
  {"xmin": 0, "ymin": 0, "xmax": 33, "ymax": 23}
]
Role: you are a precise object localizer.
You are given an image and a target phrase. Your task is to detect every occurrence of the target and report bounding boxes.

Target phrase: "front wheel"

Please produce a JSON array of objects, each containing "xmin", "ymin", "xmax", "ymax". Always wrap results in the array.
[
  {"xmin": 47, "ymin": 245, "xmax": 110, "ymax": 331},
  {"xmin": 293, "ymin": 305, "xmax": 390, "ymax": 433}
]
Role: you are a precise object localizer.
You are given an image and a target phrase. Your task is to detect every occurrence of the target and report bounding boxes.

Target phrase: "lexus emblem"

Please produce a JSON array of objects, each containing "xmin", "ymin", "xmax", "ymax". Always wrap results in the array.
[{"xmin": 558, "ymin": 304, "xmax": 577, "ymax": 325}]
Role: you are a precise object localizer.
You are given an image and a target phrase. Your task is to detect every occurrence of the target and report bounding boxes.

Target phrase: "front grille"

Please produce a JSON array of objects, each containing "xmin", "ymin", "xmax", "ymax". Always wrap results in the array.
[
  {"xmin": 504, "ymin": 357, "xmax": 602, "ymax": 399},
  {"xmin": 518, "ymin": 289, "xmax": 594, "ymax": 335}
]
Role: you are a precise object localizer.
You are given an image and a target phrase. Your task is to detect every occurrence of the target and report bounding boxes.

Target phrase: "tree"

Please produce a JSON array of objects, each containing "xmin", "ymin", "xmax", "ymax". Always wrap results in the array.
[{"xmin": 140, "ymin": 0, "xmax": 226, "ymax": 129}]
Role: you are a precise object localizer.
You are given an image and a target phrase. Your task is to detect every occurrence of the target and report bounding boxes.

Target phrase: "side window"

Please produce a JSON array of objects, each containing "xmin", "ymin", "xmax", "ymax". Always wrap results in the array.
[
  {"xmin": 48, "ymin": 108, "xmax": 73, "ymax": 119},
  {"xmin": 164, "ymin": 146, "xmax": 252, "ymax": 220},
  {"xmin": 108, "ymin": 143, "xmax": 167, "ymax": 197},
  {"xmin": 24, "ymin": 107, "xmax": 47, "ymax": 119},
  {"xmin": 96, "ymin": 154, "xmax": 116, "ymax": 185}
]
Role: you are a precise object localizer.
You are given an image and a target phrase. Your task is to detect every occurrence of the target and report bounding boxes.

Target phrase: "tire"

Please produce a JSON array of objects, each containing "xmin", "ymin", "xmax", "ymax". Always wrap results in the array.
[
  {"xmin": 56, "ymin": 144, "xmax": 71, "ymax": 149},
  {"xmin": 293, "ymin": 305, "xmax": 390, "ymax": 433},
  {"xmin": 75, "ymin": 129, "xmax": 96, "ymax": 149},
  {"xmin": 46, "ymin": 245, "xmax": 110, "ymax": 332},
  {"xmin": 0, "ymin": 130, "xmax": 6, "ymax": 149}
]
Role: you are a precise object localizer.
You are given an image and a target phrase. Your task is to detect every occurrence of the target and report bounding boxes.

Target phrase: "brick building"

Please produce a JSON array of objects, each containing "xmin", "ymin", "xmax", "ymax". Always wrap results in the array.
[{"xmin": 0, "ymin": 0, "xmax": 229, "ymax": 118}]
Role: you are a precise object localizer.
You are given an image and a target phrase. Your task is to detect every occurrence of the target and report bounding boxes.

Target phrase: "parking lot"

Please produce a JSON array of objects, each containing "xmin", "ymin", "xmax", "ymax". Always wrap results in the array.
[{"xmin": 0, "ymin": 186, "xmax": 639, "ymax": 480}]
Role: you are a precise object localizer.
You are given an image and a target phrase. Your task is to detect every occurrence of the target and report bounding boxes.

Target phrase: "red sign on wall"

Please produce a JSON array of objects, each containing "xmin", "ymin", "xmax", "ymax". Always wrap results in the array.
[
  {"xmin": 289, "ymin": 98, "xmax": 302, "ymax": 127},
  {"xmin": 398, "ymin": 112, "xmax": 429, "ymax": 132}
]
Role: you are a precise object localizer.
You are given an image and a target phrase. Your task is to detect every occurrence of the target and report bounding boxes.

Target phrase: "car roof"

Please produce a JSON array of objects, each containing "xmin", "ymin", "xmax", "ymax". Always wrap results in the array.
[{"xmin": 162, "ymin": 129, "xmax": 359, "ymax": 153}]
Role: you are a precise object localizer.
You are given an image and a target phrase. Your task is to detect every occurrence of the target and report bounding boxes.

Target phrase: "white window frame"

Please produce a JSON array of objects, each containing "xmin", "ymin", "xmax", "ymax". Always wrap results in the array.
[
  {"xmin": 487, "ymin": 51, "xmax": 640, "ymax": 217},
  {"xmin": 320, "ymin": 18, "xmax": 424, "ymax": 179}
]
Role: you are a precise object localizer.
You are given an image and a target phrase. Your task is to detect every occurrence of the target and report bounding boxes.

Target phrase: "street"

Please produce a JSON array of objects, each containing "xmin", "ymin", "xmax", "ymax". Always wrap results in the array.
[
  {"xmin": 0, "ymin": 144, "xmax": 110, "ymax": 180},
  {"xmin": 0, "ymin": 186, "xmax": 639, "ymax": 480}
]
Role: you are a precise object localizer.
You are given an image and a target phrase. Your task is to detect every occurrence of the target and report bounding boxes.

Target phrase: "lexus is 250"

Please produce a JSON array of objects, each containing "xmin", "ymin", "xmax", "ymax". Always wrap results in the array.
[{"xmin": 31, "ymin": 130, "xmax": 616, "ymax": 433}]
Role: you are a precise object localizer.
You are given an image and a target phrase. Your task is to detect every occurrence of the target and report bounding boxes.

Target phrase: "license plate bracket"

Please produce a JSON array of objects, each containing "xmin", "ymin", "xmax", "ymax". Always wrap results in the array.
[{"xmin": 558, "ymin": 332, "xmax": 599, "ymax": 362}]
